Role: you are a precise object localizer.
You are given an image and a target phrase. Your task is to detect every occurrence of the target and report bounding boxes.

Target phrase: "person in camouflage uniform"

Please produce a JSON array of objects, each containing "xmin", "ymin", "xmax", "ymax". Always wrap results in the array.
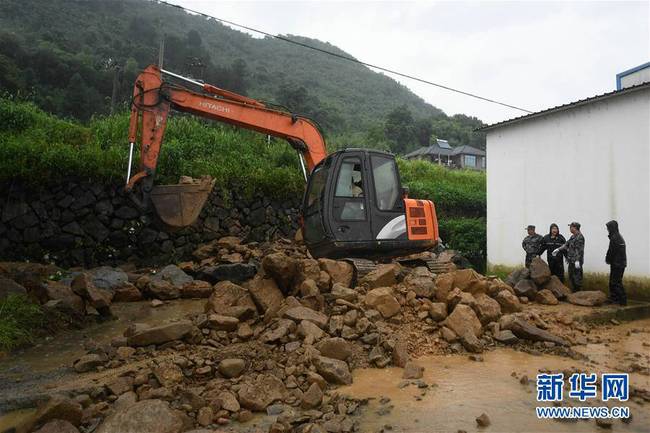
[
  {"xmin": 522, "ymin": 225, "xmax": 543, "ymax": 267},
  {"xmin": 553, "ymin": 222, "xmax": 585, "ymax": 291}
]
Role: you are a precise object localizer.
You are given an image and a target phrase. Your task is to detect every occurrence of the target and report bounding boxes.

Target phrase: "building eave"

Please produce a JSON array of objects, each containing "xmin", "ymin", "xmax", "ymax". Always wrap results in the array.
[{"xmin": 479, "ymin": 81, "xmax": 650, "ymax": 132}]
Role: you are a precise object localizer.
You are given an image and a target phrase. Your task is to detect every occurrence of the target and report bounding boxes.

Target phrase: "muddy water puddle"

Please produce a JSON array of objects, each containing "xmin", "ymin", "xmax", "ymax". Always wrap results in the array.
[
  {"xmin": 0, "ymin": 299, "xmax": 205, "ymax": 417},
  {"xmin": 0, "ymin": 299, "xmax": 204, "ymax": 379},
  {"xmin": 340, "ymin": 321, "xmax": 650, "ymax": 433}
]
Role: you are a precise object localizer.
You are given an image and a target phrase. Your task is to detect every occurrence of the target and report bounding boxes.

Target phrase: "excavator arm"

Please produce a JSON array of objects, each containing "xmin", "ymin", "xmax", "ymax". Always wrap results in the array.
[{"xmin": 125, "ymin": 65, "xmax": 327, "ymax": 204}]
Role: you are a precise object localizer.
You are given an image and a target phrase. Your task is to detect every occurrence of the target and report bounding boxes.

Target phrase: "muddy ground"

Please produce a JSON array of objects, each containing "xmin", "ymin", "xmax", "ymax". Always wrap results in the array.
[{"xmin": 0, "ymin": 238, "xmax": 648, "ymax": 433}]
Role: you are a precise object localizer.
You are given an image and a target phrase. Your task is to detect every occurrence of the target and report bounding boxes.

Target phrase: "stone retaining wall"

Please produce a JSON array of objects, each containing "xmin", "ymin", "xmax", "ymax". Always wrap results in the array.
[{"xmin": 0, "ymin": 180, "xmax": 301, "ymax": 268}]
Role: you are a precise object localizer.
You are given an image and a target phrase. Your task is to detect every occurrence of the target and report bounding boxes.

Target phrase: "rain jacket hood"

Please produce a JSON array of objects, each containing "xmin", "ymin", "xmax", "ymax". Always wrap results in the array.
[{"xmin": 606, "ymin": 220, "xmax": 619, "ymax": 236}]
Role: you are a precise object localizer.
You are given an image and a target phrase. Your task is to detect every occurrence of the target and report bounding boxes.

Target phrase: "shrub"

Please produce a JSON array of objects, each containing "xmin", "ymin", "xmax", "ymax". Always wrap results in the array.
[
  {"xmin": 439, "ymin": 217, "xmax": 486, "ymax": 271},
  {"xmin": 0, "ymin": 294, "xmax": 44, "ymax": 351},
  {"xmin": 398, "ymin": 158, "xmax": 486, "ymax": 217}
]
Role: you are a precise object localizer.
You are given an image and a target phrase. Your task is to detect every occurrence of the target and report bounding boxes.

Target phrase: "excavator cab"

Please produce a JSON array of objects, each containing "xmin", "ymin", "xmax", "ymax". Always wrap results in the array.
[{"xmin": 302, "ymin": 149, "xmax": 439, "ymax": 259}]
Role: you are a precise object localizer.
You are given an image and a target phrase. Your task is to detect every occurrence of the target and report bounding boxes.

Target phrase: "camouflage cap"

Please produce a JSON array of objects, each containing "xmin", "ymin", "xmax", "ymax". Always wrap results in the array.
[{"xmin": 569, "ymin": 221, "xmax": 581, "ymax": 229}]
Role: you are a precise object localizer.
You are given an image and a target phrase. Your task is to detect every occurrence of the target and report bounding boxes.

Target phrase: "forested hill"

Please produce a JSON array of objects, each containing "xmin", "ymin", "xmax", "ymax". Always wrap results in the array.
[{"xmin": 0, "ymin": 0, "xmax": 486, "ymax": 152}]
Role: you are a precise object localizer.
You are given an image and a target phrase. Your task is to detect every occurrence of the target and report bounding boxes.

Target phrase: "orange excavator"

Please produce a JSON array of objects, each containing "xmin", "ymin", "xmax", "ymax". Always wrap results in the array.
[{"xmin": 126, "ymin": 64, "xmax": 438, "ymax": 259}]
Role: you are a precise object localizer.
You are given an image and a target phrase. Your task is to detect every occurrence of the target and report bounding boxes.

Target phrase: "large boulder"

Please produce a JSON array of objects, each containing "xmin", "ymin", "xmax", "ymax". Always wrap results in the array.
[
  {"xmin": 283, "ymin": 306, "xmax": 329, "ymax": 328},
  {"xmin": 535, "ymin": 289, "xmax": 559, "ymax": 305},
  {"xmin": 205, "ymin": 281, "xmax": 257, "ymax": 319},
  {"xmin": 529, "ymin": 257, "xmax": 552, "ymax": 286},
  {"xmin": 428, "ymin": 302, "xmax": 448, "ymax": 321},
  {"xmin": 315, "ymin": 337, "xmax": 352, "ymax": 361},
  {"xmin": 296, "ymin": 259, "xmax": 321, "ymax": 283},
  {"xmin": 44, "ymin": 281, "xmax": 76, "ymax": 301},
  {"xmin": 34, "ymin": 395, "xmax": 83, "ymax": 427},
  {"xmin": 96, "ymin": 399, "xmax": 187, "ymax": 433},
  {"xmin": 513, "ymin": 279, "xmax": 537, "ymax": 299},
  {"xmin": 90, "ymin": 266, "xmax": 129, "ymax": 291},
  {"xmin": 505, "ymin": 317, "xmax": 568, "ymax": 346},
  {"xmin": 0, "ymin": 275, "xmax": 27, "ymax": 300},
  {"xmin": 180, "ymin": 280, "xmax": 212, "ymax": 299},
  {"xmin": 34, "ymin": 420, "xmax": 79, "ymax": 433},
  {"xmin": 443, "ymin": 304, "xmax": 482, "ymax": 338},
  {"xmin": 359, "ymin": 264, "xmax": 400, "ymax": 289},
  {"xmin": 195, "ymin": 263, "xmax": 258, "ymax": 284},
  {"xmin": 331, "ymin": 283, "xmax": 357, "ymax": 302},
  {"xmin": 126, "ymin": 320, "xmax": 195, "ymax": 347},
  {"xmin": 113, "ymin": 282, "xmax": 143, "ymax": 302},
  {"xmin": 237, "ymin": 375, "xmax": 287, "ymax": 411},
  {"xmin": 403, "ymin": 267, "xmax": 435, "ymax": 298},
  {"xmin": 246, "ymin": 275, "xmax": 285, "ymax": 314},
  {"xmin": 472, "ymin": 293, "xmax": 502, "ymax": 325},
  {"xmin": 151, "ymin": 265, "xmax": 193, "ymax": 288},
  {"xmin": 495, "ymin": 290, "xmax": 523, "ymax": 313},
  {"xmin": 505, "ymin": 267, "xmax": 530, "ymax": 288},
  {"xmin": 71, "ymin": 273, "xmax": 111, "ymax": 314},
  {"xmin": 318, "ymin": 259, "xmax": 354, "ymax": 287},
  {"xmin": 460, "ymin": 331, "xmax": 484, "ymax": 353},
  {"xmin": 364, "ymin": 287, "xmax": 401, "ymax": 318},
  {"xmin": 433, "ymin": 272, "xmax": 455, "ymax": 302},
  {"xmin": 543, "ymin": 276, "xmax": 571, "ymax": 300},
  {"xmin": 147, "ymin": 280, "xmax": 180, "ymax": 300},
  {"xmin": 313, "ymin": 356, "xmax": 352, "ymax": 385},
  {"xmin": 262, "ymin": 252, "xmax": 298, "ymax": 293},
  {"xmin": 451, "ymin": 269, "xmax": 486, "ymax": 294},
  {"xmin": 567, "ymin": 291, "xmax": 607, "ymax": 307}
]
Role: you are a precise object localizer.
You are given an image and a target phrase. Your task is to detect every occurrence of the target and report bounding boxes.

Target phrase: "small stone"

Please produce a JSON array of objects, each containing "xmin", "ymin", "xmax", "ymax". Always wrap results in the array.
[
  {"xmin": 476, "ymin": 413, "xmax": 491, "ymax": 427},
  {"xmin": 301, "ymin": 382, "xmax": 324, "ymax": 409},
  {"xmin": 402, "ymin": 362, "xmax": 424, "ymax": 379},
  {"xmin": 197, "ymin": 406, "xmax": 214, "ymax": 426},
  {"xmin": 219, "ymin": 358, "xmax": 246, "ymax": 378}
]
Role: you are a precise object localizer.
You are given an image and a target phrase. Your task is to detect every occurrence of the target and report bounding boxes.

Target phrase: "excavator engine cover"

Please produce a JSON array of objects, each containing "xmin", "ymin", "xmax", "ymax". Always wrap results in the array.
[{"xmin": 150, "ymin": 176, "xmax": 215, "ymax": 228}]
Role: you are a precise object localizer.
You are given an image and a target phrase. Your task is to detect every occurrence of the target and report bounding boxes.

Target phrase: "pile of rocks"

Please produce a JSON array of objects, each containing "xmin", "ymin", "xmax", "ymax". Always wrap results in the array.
[
  {"xmin": 506, "ymin": 257, "xmax": 607, "ymax": 307},
  {"xmin": 14, "ymin": 237, "xmax": 603, "ymax": 433}
]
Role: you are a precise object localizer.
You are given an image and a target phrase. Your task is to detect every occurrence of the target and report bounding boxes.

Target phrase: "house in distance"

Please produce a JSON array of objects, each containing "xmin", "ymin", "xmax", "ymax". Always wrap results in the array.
[{"xmin": 404, "ymin": 139, "xmax": 486, "ymax": 170}]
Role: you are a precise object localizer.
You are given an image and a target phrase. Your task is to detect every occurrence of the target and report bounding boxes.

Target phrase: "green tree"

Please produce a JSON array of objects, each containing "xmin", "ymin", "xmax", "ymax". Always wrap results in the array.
[
  {"xmin": 414, "ymin": 118, "xmax": 433, "ymax": 147},
  {"xmin": 384, "ymin": 105, "xmax": 415, "ymax": 154}
]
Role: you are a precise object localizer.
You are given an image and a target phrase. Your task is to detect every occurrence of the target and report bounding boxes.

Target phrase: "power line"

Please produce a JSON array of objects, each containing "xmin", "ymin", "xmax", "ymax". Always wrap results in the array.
[{"xmin": 158, "ymin": 0, "xmax": 533, "ymax": 114}]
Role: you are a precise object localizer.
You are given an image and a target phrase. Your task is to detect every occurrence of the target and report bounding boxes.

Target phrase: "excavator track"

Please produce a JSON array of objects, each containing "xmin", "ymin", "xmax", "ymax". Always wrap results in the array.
[{"xmin": 344, "ymin": 254, "xmax": 453, "ymax": 282}]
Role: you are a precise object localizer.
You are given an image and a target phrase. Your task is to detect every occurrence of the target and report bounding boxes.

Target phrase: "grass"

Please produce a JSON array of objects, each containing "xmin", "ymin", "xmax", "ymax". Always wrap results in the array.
[
  {"xmin": 0, "ymin": 294, "xmax": 44, "ymax": 351},
  {"xmin": 487, "ymin": 264, "xmax": 650, "ymax": 301}
]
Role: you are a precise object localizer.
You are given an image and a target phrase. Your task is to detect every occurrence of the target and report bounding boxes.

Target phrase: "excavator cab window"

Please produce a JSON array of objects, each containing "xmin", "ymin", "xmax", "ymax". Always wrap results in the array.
[
  {"xmin": 333, "ymin": 157, "xmax": 366, "ymax": 221},
  {"xmin": 370, "ymin": 155, "xmax": 401, "ymax": 211}
]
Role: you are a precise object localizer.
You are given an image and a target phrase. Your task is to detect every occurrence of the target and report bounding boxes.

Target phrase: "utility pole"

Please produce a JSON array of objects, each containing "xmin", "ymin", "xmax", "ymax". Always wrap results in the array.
[{"xmin": 158, "ymin": 35, "xmax": 165, "ymax": 69}]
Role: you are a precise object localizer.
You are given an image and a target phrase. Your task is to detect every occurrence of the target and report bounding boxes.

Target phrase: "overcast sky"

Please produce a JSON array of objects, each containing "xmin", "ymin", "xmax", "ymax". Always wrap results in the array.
[{"xmin": 170, "ymin": 1, "xmax": 649, "ymax": 124}]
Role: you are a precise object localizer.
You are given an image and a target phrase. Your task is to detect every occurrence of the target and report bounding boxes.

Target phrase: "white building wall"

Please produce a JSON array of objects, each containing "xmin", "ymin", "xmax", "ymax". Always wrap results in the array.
[{"xmin": 486, "ymin": 88, "xmax": 650, "ymax": 277}]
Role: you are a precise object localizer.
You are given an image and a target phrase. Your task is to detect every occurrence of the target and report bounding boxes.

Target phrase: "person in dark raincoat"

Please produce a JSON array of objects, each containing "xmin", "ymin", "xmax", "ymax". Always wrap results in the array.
[
  {"xmin": 605, "ymin": 220, "xmax": 627, "ymax": 306},
  {"xmin": 540, "ymin": 223, "xmax": 566, "ymax": 281}
]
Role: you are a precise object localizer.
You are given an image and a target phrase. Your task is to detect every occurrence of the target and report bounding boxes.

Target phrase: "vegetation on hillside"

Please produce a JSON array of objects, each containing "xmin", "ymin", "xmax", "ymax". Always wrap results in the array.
[{"xmin": 0, "ymin": 0, "xmax": 486, "ymax": 154}]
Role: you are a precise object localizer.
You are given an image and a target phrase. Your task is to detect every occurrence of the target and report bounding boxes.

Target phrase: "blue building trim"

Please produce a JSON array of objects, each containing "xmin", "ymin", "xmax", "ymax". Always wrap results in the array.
[{"xmin": 616, "ymin": 62, "xmax": 650, "ymax": 90}]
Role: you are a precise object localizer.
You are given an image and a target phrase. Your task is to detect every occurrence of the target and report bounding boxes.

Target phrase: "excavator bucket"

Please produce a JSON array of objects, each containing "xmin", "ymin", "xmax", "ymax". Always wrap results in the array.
[{"xmin": 150, "ymin": 176, "xmax": 216, "ymax": 228}]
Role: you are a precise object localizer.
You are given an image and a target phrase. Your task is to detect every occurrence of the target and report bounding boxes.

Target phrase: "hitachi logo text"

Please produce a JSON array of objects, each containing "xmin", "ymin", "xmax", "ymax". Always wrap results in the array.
[{"xmin": 198, "ymin": 101, "xmax": 230, "ymax": 113}]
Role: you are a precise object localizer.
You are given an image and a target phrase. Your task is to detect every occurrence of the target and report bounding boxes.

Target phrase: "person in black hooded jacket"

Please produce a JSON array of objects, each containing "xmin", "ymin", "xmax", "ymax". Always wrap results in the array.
[
  {"xmin": 540, "ymin": 223, "xmax": 566, "ymax": 281},
  {"xmin": 605, "ymin": 220, "xmax": 627, "ymax": 305}
]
